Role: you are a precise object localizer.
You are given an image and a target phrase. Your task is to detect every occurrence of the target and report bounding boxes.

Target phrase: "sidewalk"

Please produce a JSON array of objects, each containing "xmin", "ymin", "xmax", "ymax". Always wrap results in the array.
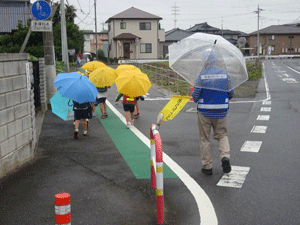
[{"xmin": 0, "ymin": 109, "xmax": 159, "ymax": 224}]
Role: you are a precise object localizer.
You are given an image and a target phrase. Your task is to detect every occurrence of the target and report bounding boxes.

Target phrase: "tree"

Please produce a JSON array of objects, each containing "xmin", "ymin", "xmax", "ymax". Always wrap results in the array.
[
  {"xmin": 52, "ymin": 2, "xmax": 84, "ymax": 60},
  {"xmin": 0, "ymin": 3, "xmax": 84, "ymax": 60},
  {"xmin": 0, "ymin": 21, "xmax": 44, "ymax": 57}
]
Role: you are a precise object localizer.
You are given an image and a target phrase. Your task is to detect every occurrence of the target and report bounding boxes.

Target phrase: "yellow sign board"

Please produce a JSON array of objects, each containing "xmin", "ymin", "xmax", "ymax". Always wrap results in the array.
[{"xmin": 159, "ymin": 96, "xmax": 190, "ymax": 121}]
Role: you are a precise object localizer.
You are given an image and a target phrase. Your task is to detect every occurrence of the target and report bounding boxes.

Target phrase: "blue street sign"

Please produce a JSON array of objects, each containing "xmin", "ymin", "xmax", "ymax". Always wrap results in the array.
[{"xmin": 31, "ymin": 1, "xmax": 51, "ymax": 20}]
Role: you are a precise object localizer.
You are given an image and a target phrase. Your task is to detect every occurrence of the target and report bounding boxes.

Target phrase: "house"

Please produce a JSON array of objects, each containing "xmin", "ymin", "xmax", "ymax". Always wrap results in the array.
[
  {"xmin": 0, "ymin": 0, "xmax": 32, "ymax": 34},
  {"xmin": 163, "ymin": 28, "xmax": 193, "ymax": 57},
  {"xmin": 249, "ymin": 23, "xmax": 300, "ymax": 56},
  {"xmin": 83, "ymin": 30, "xmax": 109, "ymax": 57},
  {"xmin": 186, "ymin": 22, "xmax": 220, "ymax": 34},
  {"xmin": 185, "ymin": 22, "xmax": 249, "ymax": 49},
  {"xmin": 105, "ymin": 7, "xmax": 165, "ymax": 60}
]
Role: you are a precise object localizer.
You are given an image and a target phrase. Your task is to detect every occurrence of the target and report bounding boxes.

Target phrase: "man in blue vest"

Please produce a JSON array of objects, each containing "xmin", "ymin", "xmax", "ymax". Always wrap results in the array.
[{"xmin": 192, "ymin": 49, "xmax": 234, "ymax": 175}]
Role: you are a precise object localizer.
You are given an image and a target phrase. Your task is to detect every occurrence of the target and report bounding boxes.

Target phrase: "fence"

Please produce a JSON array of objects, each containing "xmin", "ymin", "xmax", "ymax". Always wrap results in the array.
[{"xmin": 135, "ymin": 63, "xmax": 191, "ymax": 97}]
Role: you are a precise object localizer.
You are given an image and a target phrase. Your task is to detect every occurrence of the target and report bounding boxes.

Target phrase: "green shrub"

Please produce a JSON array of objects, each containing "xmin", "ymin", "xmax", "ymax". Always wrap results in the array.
[
  {"xmin": 97, "ymin": 49, "xmax": 105, "ymax": 58},
  {"xmin": 56, "ymin": 61, "xmax": 65, "ymax": 74}
]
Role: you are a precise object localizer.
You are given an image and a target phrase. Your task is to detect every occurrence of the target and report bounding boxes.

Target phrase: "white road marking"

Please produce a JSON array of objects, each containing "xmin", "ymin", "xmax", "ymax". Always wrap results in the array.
[
  {"xmin": 257, "ymin": 115, "xmax": 270, "ymax": 121},
  {"xmin": 251, "ymin": 125, "xmax": 267, "ymax": 133},
  {"xmin": 106, "ymin": 100, "xmax": 218, "ymax": 225},
  {"xmin": 186, "ymin": 108, "xmax": 197, "ymax": 112},
  {"xmin": 285, "ymin": 64, "xmax": 300, "ymax": 75},
  {"xmin": 263, "ymin": 100, "xmax": 271, "ymax": 105},
  {"xmin": 144, "ymin": 97, "xmax": 172, "ymax": 101},
  {"xmin": 282, "ymin": 78, "xmax": 298, "ymax": 83},
  {"xmin": 261, "ymin": 107, "xmax": 271, "ymax": 112},
  {"xmin": 217, "ymin": 166, "xmax": 250, "ymax": 188},
  {"xmin": 240, "ymin": 141, "xmax": 263, "ymax": 153}
]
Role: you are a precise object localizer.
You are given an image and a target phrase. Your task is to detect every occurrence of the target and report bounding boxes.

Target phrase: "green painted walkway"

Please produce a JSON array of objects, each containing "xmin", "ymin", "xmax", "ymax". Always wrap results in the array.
[{"xmin": 95, "ymin": 106, "xmax": 177, "ymax": 179}]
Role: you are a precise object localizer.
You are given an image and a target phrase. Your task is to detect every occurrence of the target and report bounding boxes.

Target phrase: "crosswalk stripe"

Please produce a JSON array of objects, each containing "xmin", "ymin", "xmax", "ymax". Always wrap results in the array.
[
  {"xmin": 257, "ymin": 115, "xmax": 270, "ymax": 120},
  {"xmin": 240, "ymin": 141, "xmax": 262, "ymax": 153},
  {"xmin": 217, "ymin": 166, "xmax": 250, "ymax": 188},
  {"xmin": 261, "ymin": 107, "xmax": 271, "ymax": 111},
  {"xmin": 251, "ymin": 125, "xmax": 267, "ymax": 133}
]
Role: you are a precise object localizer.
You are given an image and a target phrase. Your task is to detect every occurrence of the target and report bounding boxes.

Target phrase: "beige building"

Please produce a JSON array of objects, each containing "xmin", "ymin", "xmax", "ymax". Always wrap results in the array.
[
  {"xmin": 105, "ymin": 7, "xmax": 165, "ymax": 60},
  {"xmin": 249, "ymin": 23, "xmax": 300, "ymax": 56}
]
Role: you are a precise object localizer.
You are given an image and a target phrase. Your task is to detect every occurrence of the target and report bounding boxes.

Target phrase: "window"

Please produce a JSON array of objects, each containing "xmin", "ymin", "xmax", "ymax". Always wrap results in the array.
[
  {"xmin": 140, "ymin": 22, "xmax": 151, "ymax": 30},
  {"xmin": 140, "ymin": 43, "xmax": 152, "ymax": 53},
  {"xmin": 271, "ymin": 46, "xmax": 275, "ymax": 51},
  {"xmin": 268, "ymin": 35, "xmax": 275, "ymax": 40},
  {"xmin": 120, "ymin": 22, "xmax": 126, "ymax": 29}
]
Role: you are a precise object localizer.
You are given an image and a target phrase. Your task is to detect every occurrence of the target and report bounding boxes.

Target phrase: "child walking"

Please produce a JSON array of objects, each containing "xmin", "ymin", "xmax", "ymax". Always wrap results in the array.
[{"xmin": 115, "ymin": 93, "xmax": 136, "ymax": 129}]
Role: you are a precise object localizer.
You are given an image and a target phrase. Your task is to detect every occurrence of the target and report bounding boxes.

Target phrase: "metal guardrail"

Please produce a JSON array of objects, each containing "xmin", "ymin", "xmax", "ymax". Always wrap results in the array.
[
  {"xmin": 134, "ymin": 63, "xmax": 191, "ymax": 96},
  {"xmin": 245, "ymin": 55, "xmax": 300, "ymax": 61}
]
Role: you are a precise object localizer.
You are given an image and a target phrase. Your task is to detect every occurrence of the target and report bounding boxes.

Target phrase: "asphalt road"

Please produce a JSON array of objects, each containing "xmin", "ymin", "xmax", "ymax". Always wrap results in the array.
[
  {"xmin": 1, "ymin": 59, "xmax": 300, "ymax": 224},
  {"xmin": 109, "ymin": 59, "xmax": 300, "ymax": 224}
]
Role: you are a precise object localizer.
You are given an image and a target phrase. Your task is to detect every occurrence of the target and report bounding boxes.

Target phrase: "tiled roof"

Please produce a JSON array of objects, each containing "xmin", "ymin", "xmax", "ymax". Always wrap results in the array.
[
  {"xmin": 165, "ymin": 28, "xmax": 193, "ymax": 42},
  {"xmin": 0, "ymin": 0, "xmax": 32, "ymax": 33},
  {"xmin": 214, "ymin": 29, "xmax": 241, "ymax": 36},
  {"xmin": 187, "ymin": 22, "xmax": 220, "ymax": 33},
  {"xmin": 113, "ymin": 33, "xmax": 141, "ymax": 40},
  {"xmin": 106, "ymin": 7, "xmax": 162, "ymax": 23},
  {"xmin": 249, "ymin": 23, "xmax": 300, "ymax": 35}
]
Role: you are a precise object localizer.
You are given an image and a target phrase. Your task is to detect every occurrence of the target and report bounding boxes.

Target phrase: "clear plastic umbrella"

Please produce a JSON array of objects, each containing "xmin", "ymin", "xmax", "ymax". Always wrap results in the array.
[{"xmin": 169, "ymin": 33, "xmax": 248, "ymax": 91}]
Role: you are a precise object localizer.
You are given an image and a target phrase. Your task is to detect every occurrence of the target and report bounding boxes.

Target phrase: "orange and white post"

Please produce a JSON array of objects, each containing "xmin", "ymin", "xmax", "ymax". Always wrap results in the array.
[
  {"xmin": 150, "ymin": 124, "xmax": 164, "ymax": 224},
  {"xmin": 55, "ymin": 193, "xmax": 71, "ymax": 225}
]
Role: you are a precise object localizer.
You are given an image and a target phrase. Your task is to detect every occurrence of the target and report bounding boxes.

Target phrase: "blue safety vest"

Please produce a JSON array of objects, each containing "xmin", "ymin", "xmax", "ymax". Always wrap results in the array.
[{"xmin": 193, "ymin": 67, "xmax": 233, "ymax": 118}]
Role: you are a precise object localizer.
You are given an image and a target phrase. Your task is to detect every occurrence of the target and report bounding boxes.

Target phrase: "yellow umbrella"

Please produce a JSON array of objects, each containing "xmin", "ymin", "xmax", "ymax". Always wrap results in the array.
[
  {"xmin": 82, "ymin": 61, "xmax": 107, "ymax": 71},
  {"xmin": 89, "ymin": 66, "xmax": 117, "ymax": 87},
  {"xmin": 115, "ymin": 70, "xmax": 152, "ymax": 97},
  {"xmin": 115, "ymin": 64, "xmax": 141, "ymax": 77}
]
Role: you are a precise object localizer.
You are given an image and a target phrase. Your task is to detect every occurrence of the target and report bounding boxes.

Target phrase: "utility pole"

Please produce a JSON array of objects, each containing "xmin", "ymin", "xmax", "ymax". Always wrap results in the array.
[
  {"xmin": 61, "ymin": 0, "xmax": 69, "ymax": 71},
  {"xmin": 43, "ymin": 0, "xmax": 57, "ymax": 105},
  {"xmin": 221, "ymin": 17, "xmax": 223, "ymax": 37},
  {"xmin": 255, "ymin": 5, "xmax": 263, "ymax": 59},
  {"xmin": 95, "ymin": 0, "xmax": 98, "ymax": 59},
  {"xmin": 172, "ymin": 3, "xmax": 179, "ymax": 29}
]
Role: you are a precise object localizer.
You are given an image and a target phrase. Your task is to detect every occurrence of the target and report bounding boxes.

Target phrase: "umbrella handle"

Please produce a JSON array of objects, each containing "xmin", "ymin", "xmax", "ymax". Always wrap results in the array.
[{"xmin": 68, "ymin": 99, "xmax": 73, "ymax": 107}]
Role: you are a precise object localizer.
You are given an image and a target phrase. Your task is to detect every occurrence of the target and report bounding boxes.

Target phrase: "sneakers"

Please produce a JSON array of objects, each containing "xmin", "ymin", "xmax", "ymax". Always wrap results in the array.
[
  {"xmin": 73, "ymin": 131, "xmax": 79, "ymax": 139},
  {"xmin": 126, "ymin": 122, "xmax": 131, "ymax": 129},
  {"xmin": 130, "ymin": 119, "xmax": 134, "ymax": 126},
  {"xmin": 222, "ymin": 157, "xmax": 231, "ymax": 173},
  {"xmin": 201, "ymin": 168, "xmax": 213, "ymax": 175},
  {"xmin": 83, "ymin": 130, "xmax": 89, "ymax": 137}
]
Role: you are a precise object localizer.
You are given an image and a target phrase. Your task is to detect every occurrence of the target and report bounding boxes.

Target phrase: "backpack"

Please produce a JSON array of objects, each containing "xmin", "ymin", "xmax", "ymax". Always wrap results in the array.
[
  {"xmin": 73, "ymin": 101, "xmax": 91, "ymax": 110},
  {"xmin": 123, "ymin": 95, "xmax": 137, "ymax": 105},
  {"xmin": 97, "ymin": 87, "xmax": 107, "ymax": 92}
]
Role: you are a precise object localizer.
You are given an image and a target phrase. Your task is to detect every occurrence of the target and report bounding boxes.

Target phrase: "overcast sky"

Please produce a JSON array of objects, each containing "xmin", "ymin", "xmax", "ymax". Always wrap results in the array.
[{"xmin": 34, "ymin": 0, "xmax": 300, "ymax": 34}]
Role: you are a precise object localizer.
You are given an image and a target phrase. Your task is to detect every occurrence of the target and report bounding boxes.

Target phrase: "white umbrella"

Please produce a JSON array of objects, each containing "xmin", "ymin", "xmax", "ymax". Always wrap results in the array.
[{"xmin": 169, "ymin": 33, "xmax": 248, "ymax": 91}]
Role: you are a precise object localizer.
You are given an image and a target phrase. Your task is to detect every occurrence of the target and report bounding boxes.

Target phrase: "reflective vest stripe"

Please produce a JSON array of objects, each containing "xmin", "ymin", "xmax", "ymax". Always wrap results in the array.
[
  {"xmin": 198, "ymin": 104, "xmax": 228, "ymax": 109},
  {"xmin": 201, "ymin": 74, "xmax": 227, "ymax": 79}
]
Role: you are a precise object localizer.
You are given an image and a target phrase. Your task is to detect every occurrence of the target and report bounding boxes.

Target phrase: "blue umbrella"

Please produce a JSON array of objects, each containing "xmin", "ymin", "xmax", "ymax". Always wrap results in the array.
[
  {"xmin": 50, "ymin": 91, "xmax": 74, "ymax": 121},
  {"xmin": 53, "ymin": 72, "xmax": 98, "ymax": 104}
]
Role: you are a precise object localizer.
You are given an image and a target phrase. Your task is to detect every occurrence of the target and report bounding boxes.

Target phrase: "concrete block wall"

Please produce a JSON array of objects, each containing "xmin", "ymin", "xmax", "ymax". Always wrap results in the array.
[
  {"xmin": 0, "ymin": 53, "xmax": 36, "ymax": 179},
  {"xmin": 39, "ymin": 58, "xmax": 47, "ymax": 111}
]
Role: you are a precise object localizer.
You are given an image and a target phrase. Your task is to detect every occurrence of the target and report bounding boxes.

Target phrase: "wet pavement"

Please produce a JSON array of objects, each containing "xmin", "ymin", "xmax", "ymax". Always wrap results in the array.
[{"xmin": 0, "ymin": 110, "xmax": 162, "ymax": 225}]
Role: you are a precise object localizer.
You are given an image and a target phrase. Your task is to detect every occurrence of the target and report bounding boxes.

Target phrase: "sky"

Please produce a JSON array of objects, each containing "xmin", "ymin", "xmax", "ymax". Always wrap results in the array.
[{"xmin": 33, "ymin": 0, "xmax": 300, "ymax": 34}]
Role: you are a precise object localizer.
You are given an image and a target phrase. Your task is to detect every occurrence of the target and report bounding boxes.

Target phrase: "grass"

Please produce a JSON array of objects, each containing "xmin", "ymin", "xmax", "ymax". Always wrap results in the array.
[{"xmin": 142, "ymin": 60, "xmax": 262, "ymax": 96}]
